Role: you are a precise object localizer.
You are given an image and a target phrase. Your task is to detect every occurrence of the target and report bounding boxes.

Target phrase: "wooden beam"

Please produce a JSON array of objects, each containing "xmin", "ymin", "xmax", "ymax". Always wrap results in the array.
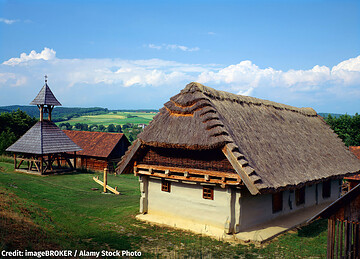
[
  {"xmin": 222, "ymin": 144, "xmax": 260, "ymax": 195},
  {"xmin": 103, "ymin": 168, "xmax": 108, "ymax": 193},
  {"xmin": 116, "ymin": 139, "xmax": 142, "ymax": 174},
  {"xmin": 74, "ymin": 152, "xmax": 77, "ymax": 169},
  {"xmin": 93, "ymin": 176, "xmax": 120, "ymax": 195},
  {"xmin": 137, "ymin": 164, "xmax": 241, "ymax": 180},
  {"xmin": 40, "ymin": 156, "xmax": 43, "ymax": 174},
  {"xmin": 137, "ymin": 169, "xmax": 240, "ymax": 186}
]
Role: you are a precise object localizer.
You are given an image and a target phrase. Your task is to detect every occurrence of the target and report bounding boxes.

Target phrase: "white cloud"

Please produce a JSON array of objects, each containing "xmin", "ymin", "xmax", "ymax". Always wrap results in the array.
[
  {"xmin": 147, "ymin": 43, "xmax": 199, "ymax": 52},
  {"xmin": 197, "ymin": 56, "xmax": 360, "ymax": 95},
  {"xmin": 0, "ymin": 47, "xmax": 359, "ymax": 112},
  {"xmin": 148, "ymin": 44, "xmax": 162, "ymax": 50},
  {"xmin": 207, "ymin": 32, "xmax": 216, "ymax": 35},
  {"xmin": 0, "ymin": 18, "xmax": 18, "ymax": 24},
  {"xmin": 3, "ymin": 48, "xmax": 56, "ymax": 66},
  {"xmin": 0, "ymin": 73, "xmax": 27, "ymax": 87}
]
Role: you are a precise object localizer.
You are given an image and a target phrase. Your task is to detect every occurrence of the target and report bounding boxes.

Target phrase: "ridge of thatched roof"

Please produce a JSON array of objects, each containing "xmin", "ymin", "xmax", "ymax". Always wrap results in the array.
[
  {"xmin": 117, "ymin": 82, "xmax": 360, "ymax": 193},
  {"xmin": 179, "ymin": 82, "xmax": 317, "ymax": 116}
]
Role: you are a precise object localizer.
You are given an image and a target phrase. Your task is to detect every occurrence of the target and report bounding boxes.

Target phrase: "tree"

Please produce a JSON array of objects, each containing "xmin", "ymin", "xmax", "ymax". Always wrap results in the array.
[
  {"xmin": 115, "ymin": 125, "xmax": 122, "ymax": 133},
  {"xmin": 107, "ymin": 124, "xmax": 116, "ymax": 132},
  {"xmin": 324, "ymin": 113, "xmax": 360, "ymax": 146},
  {"xmin": 0, "ymin": 109, "xmax": 37, "ymax": 154},
  {"xmin": 98, "ymin": 124, "xmax": 105, "ymax": 132}
]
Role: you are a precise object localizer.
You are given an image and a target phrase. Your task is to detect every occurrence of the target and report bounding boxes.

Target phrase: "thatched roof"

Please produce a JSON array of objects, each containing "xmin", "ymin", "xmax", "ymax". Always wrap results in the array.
[
  {"xmin": 117, "ymin": 82, "xmax": 360, "ymax": 193},
  {"xmin": 6, "ymin": 121, "xmax": 81, "ymax": 154},
  {"xmin": 63, "ymin": 130, "xmax": 129, "ymax": 159},
  {"xmin": 30, "ymin": 83, "xmax": 61, "ymax": 106}
]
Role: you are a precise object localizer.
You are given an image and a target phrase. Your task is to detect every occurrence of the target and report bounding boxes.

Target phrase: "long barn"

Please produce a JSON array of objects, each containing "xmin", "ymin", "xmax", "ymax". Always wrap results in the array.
[
  {"xmin": 63, "ymin": 130, "xmax": 130, "ymax": 173},
  {"xmin": 116, "ymin": 82, "xmax": 360, "ymax": 242}
]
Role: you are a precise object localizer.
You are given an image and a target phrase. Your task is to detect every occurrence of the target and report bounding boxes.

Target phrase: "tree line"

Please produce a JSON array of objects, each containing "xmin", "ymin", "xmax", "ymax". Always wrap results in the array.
[
  {"xmin": 0, "ymin": 109, "xmax": 37, "ymax": 154},
  {"xmin": 324, "ymin": 113, "xmax": 360, "ymax": 147},
  {"xmin": 59, "ymin": 122, "xmax": 142, "ymax": 142}
]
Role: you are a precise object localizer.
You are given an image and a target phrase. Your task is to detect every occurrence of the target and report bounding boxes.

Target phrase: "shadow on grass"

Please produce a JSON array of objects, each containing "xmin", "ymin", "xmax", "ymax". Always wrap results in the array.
[{"xmin": 297, "ymin": 218, "xmax": 327, "ymax": 238}]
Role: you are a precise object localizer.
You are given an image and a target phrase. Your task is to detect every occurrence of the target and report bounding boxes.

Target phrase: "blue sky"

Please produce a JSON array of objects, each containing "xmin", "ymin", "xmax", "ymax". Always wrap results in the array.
[{"xmin": 0, "ymin": 0, "xmax": 359, "ymax": 114}]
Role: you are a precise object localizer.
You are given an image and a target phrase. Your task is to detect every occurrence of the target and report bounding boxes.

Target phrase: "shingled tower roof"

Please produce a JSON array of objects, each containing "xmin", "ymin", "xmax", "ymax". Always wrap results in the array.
[
  {"xmin": 6, "ymin": 121, "xmax": 82, "ymax": 154},
  {"xmin": 117, "ymin": 82, "xmax": 360, "ymax": 194},
  {"xmin": 30, "ymin": 83, "xmax": 62, "ymax": 106}
]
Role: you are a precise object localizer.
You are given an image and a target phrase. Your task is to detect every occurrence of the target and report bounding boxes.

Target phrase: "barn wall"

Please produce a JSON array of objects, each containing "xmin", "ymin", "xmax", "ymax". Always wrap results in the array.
[
  {"xmin": 146, "ymin": 177, "xmax": 231, "ymax": 231},
  {"xmin": 79, "ymin": 157, "xmax": 109, "ymax": 172}
]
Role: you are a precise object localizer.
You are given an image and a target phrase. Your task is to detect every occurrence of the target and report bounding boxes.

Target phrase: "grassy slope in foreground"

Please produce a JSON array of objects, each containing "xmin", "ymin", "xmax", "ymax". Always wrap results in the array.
[{"xmin": 0, "ymin": 160, "xmax": 327, "ymax": 258}]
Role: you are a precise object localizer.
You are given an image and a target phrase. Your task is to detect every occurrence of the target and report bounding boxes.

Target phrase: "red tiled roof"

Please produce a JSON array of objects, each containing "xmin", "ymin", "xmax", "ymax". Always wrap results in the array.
[
  {"xmin": 349, "ymin": 146, "xmax": 360, "ymax": 160},
  {"xmin": 345, "ymin": 146, "xmax": 360, "ymax": 181},
  {"xmin": 63, "ymin": 130, "xmax": 126, "ymax": 158}
]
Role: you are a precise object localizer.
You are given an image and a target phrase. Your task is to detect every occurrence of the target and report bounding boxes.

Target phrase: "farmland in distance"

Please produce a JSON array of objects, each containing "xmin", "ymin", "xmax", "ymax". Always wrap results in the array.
[{"xmin": 55, "ymin": 111, "xmax": 157, "ymax": 127}]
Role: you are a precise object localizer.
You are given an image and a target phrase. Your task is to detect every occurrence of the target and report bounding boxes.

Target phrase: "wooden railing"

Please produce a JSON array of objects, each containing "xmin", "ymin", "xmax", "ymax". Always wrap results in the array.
[{"xmin": 135, "ymin": 164, "xmax": 242, "ymax": 188}]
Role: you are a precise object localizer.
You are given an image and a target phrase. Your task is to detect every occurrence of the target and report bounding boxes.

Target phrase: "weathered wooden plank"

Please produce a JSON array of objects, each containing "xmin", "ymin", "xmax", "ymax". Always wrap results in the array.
[
  {"xmin": 137, "ymin": 169, "xmax": 240, "ymax": 186},
  {"xmin": 93, "ymin": 176, "xmax": 120, "ymax": 195},
  {"xmin": 331, "ymin": 218, "xmax": 336, "ymax": 259},
  {"xmin": 222, "ymin": 144, "xmax": 259, "ymax": 195},
  {"xmin": 116, "ymin": 139, "xmax": 141, "ymax": 174},
  {"xmin": 344, "ymin": 221, "xmax": 349, "ymax": 258},
  {"xmin": 335, "ymin": 220, "xmax": 340, "ymax": 259},
  {"xmin": 327, "ymin": 219, "xmax": 331, "ymax": 259},
  {"xmin": 340, "ymin": 220, "xmax": 343, "ymax": 259},
  {"xmin": 14, "ymin": 153, "xmax": 16, "ymax": 169},
  {"xmin": 103, "ymin": 168, "xmax": 108, "ymax": 193},
  {"xmin": 137, "ymin": 163, "xmax": 240, "ymax": 179}
]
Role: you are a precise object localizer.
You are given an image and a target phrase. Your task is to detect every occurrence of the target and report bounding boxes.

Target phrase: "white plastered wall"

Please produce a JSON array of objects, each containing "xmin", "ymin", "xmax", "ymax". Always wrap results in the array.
[
  {"xmin": 140, "ymin": 176, "xmax": 233, "ymax": 236},
  {"xmin": 138, "ymin": 176, "xmax": 342, "ymax": 235},
  {"xmin": 238, "ymin": 179, "xmax": 341, "ymax": 231}
]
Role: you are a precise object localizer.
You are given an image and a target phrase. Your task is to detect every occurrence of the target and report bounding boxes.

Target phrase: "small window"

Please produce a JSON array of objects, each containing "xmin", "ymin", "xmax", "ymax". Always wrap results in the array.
[
  {"xmin": 322, "ymin": 180, "xmax": 331, "ymax": 198},
  {"xmin": 272, "ymin": 192, "xmax": 283, "ymax": 213},
  {"xmin": 161, "ymin": 180, "xmax": 171, "ymax": 192},
  {"xmin": 295, "ymin": 187, "xmax": 305, "ymax": 206},
  {"xmin": 203, "ymin": 186, "xmax": 214, "ymax": 200}
]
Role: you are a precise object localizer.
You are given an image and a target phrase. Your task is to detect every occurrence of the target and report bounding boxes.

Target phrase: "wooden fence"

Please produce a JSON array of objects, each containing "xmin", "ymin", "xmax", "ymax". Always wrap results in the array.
[{"xmin": 328, "ymin": 217, "xmax": 360, "ymax": 259}]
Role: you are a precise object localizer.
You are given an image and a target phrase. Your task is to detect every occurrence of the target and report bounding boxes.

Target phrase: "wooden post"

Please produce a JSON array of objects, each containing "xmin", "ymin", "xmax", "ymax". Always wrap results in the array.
[
  {"xmin": 38, "ymin": 105, "xmax": 44, "ymax": 121},
  {"xmin": 14, "ymin": 153, "xmax": 16, "ymax": 169},
  {"xmin": 39, "ymin": 156, "xmax": 43, "ymax": 174},
  {"xmin": 103, "ymin": 168, "xmax": 108, "ymax": 193},
  {"xmin": 48, "ymin": 105, "xmax": 53, "ymax": 121},
  {"xmin": 74, "ymin": 151, "xmax": 77, "ymax": 170}
]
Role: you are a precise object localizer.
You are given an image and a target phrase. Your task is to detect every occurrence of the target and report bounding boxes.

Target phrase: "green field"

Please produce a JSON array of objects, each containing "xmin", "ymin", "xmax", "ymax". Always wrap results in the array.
[
  {"xmin": 56, "ymin": 112, "xmax": 157, "ymax": 126},
  {"xmin": 0, "ymin": 159, "xmax": 328, "ymax": 258}
]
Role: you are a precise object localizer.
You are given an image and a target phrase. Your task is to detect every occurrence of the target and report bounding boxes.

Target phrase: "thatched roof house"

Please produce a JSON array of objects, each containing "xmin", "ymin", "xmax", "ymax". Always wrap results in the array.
[
  {"xmin": 63, "ymin": 130, "xmax": 130, "ymax": 172},
  {"xmin": 117, "ymin": 82, "xmax": 360, "ymax": 240}
]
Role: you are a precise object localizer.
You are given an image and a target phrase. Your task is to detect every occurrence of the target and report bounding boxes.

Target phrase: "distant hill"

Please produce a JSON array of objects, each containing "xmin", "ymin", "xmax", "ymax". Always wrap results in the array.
[
  {"xmin": 110, "ymin": 109, "xmax": 158, "ymax": 113},
  {"xmin": 0, "ymin": 105, "xmax": 109, "ymax": 121}
]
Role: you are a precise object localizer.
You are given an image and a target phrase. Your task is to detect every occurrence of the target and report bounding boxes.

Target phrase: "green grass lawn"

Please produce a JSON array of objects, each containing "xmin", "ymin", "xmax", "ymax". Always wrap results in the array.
[
  {"xmin": 56, "ymin": 112, "xmax": 157, "ymax": 126},
  {"xmin": 0, "ymin": 160, "xmax": 328, "ymax": 258}
]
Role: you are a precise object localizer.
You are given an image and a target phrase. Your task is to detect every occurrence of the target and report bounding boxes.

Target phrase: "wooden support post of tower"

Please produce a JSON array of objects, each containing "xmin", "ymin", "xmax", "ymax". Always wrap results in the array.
[
  {"xmin": 39, "ymin": 156, "xmax": 43, "ymax": 174},
  {"xmin": 14, "ymin": 153, "xmax": 16, "ymax": 169},
  {"xmin": 104, "ymin": 168, "xmax": 108, "ymax": 193}
]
